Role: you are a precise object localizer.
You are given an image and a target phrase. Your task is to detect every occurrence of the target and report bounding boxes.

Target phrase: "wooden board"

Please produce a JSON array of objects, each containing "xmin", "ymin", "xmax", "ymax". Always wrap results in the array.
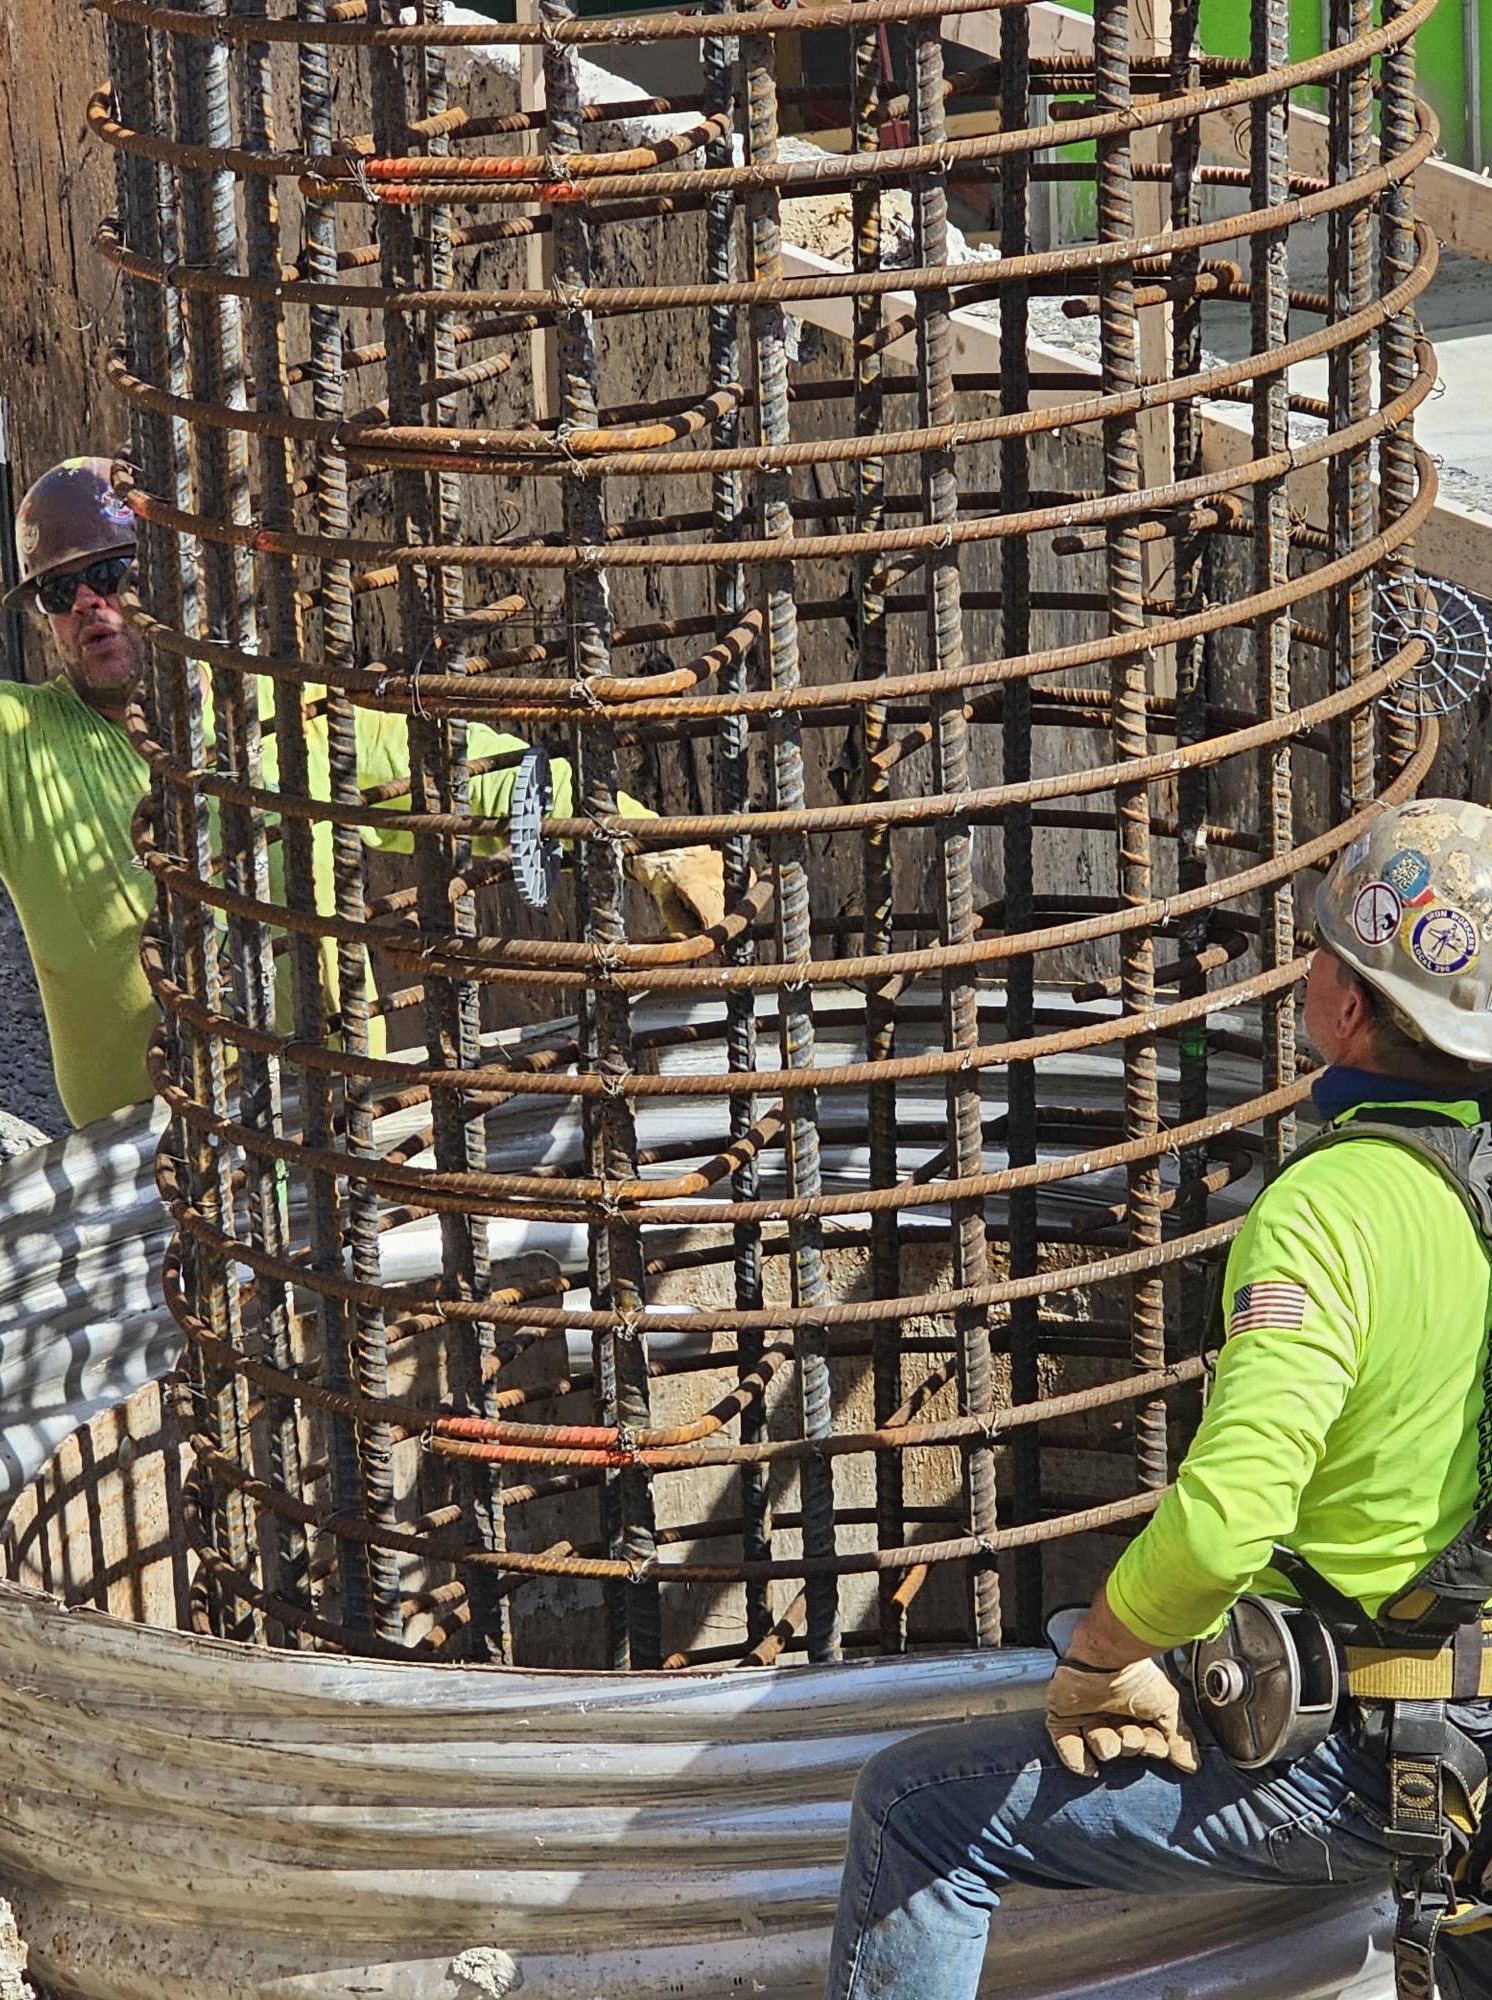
[{"xmin": 0, "ymin": 0, "xmax": 122, "ymax": 505}]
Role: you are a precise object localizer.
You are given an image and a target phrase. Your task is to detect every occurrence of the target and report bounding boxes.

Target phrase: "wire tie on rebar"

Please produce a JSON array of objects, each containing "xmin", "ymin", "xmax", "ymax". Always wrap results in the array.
[
  {"xmin": 552, "ymin": 272, "xmax": 585, "ymax": 316},
  {"xmin": 538, "ymin": 10, "xmax": 566, "ymax": 60},
  {"xmin": 573, "ymin": 674, "xmax": 606, "ymax": 711},
  {"xmin": 349, "ymin": 155, "xmax": 378, "ymax": 207},
  {"xmin": 576, "ymin": 544, "xmax": 604, "ymax": 573},
  {"xmin": 408, "ymin": 642, "xmax": 433, "ymax": 721},
  {"xmin": 617, "ymin": 1311, "xmax": 645, "ymax": 1346},
  {"xmin": 553, "ymin": 416, "xmax": 592, "ymax": 480}
]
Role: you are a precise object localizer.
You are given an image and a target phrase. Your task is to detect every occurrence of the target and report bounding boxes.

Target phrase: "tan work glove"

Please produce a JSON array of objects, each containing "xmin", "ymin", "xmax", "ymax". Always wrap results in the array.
[
  {"xmin": 626, "ymin": 844, "xmax": 727, "ymax": 938},
  {"xmin": 1044, "ymin": 1657, "xmax": 1201, "ymax": 1779}
]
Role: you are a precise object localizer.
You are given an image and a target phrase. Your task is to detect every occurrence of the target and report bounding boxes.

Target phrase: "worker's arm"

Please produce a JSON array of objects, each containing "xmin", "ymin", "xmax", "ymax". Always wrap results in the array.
[
  {"xmin": 1045, "ymin": 1161, "xmax": 1365, "ymax": 1778},
  {"xmin": 1104, "ymin": 1164, "xmax": 1364, "ymax": 1650}
]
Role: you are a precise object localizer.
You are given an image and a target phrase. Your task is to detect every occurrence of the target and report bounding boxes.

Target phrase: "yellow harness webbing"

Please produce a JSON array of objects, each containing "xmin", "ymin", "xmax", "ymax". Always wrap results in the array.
[{"xmin": 1346, "ymin": 1623, "xmax": 1492, "ymax": 1703}]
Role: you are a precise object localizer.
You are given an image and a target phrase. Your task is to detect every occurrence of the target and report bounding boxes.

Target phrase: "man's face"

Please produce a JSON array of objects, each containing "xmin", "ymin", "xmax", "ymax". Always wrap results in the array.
[
  {"xmin": 40, "ymin": 552, "xmax": 139, "ymax": 699},
  {"xmin": 1303, "ymin": 944, "xmax": 1370, "ymax": 1065}
]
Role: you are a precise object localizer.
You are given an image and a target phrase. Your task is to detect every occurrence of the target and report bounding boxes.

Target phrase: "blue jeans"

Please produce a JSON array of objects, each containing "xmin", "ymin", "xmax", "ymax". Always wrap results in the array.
[{"xmin": 825, "ymin": 1693, "xmax": 1492, "ymax": 1999}]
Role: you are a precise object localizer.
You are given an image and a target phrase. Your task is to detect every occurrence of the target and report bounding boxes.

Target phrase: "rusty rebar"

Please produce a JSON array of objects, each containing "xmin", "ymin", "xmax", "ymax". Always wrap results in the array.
[{"xmin": 98, "ymin": 0, "xmax": 1442, "ymax": 1668}]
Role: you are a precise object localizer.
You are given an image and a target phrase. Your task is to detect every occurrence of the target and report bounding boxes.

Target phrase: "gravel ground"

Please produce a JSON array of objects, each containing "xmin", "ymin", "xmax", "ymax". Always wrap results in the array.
[{"xmin": 0, "ymin": 889, "xmax": 63, "ymax": 1142}]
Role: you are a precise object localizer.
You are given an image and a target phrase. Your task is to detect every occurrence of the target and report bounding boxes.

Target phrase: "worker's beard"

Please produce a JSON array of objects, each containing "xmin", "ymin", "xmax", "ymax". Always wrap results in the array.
[{"xmin": 59, "ymin": 618, "xmax": 141, "ymax": 706}]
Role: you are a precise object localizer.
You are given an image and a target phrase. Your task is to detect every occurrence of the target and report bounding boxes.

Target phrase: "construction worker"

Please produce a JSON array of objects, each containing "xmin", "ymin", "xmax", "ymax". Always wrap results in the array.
[
  {"xmin": 0, "ymin": 457, "xmax": 722, "ymax": 1129},
  {"xmin": 827, "ymin": 797, "xmax": 1492, "ymax": 2000}
]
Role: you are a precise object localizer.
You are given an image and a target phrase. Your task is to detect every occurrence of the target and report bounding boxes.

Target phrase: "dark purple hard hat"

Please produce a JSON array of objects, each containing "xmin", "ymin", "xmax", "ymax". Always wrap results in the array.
[{"xmin": 6, "ymin": 457, "xmax": 136, "ymax": 609}]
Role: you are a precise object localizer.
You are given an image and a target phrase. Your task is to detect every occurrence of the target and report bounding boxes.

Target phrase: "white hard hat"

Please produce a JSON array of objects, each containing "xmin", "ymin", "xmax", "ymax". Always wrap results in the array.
[{"xmin": 1315, "ymin": 798, "xmax": 1492, "ymax": 1064}]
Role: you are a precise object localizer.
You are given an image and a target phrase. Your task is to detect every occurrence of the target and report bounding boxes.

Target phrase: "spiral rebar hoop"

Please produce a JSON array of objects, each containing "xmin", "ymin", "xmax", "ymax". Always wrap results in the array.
[{"xmin": 96, "ymin": 0, "xmax": 1439, "ymax": 1668}]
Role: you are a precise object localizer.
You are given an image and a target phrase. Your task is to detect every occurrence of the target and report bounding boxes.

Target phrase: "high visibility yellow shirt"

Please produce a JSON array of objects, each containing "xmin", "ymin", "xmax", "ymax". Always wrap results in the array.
[
  {"xmin": 1107, "ymin": 1090, "xmax": 1492, "ymax": 1650},
  {"xmin": 0, "ymin": 675, "xmax": 571, "ymax": 1129}
]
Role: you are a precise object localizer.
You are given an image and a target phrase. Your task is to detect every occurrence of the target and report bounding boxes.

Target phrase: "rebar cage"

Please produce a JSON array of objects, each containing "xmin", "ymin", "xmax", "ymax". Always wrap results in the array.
[{"xmin": 92, "ymin": 0, "xmax": 1437, "ymax": 1668}]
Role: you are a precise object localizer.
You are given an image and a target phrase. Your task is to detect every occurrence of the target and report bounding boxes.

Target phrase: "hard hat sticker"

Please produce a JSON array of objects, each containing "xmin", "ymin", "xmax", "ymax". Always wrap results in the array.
[
  {"xmin": 1342, "ymin": 831, "xmax": 1371, "ymax": 876},
  {"xmin": 1350, "ymin": 880, "xmax": 1402, "ymax": 946},
  {"xmin": 1409, "ymin": 905, "xmax": 1479, "ymax": 976},
  {"xmin": 1383, "ymin": 848, "xmax": 1433, "ymax": 904}
]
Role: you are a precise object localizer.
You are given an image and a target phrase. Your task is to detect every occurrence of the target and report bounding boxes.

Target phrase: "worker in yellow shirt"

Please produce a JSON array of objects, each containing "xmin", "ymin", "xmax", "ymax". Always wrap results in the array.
[
  {"xmin": 0, "ymin": 457, "xmax": 723, "ymax": 1128},
  {"xmin": 825, "ymin": 799, "xmax": 1492, "ymax": 2000}
]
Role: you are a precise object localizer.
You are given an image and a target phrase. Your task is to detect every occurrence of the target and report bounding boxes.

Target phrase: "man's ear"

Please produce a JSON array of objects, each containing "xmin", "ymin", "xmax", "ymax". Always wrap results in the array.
[{"xmin": 1341, "ymin": 968, "xmax": 1377, "ymax": 1041}]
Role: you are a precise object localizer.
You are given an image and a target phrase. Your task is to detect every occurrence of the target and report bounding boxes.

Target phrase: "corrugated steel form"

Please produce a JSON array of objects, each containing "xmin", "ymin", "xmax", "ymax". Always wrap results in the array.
[{"xmin": 0, "ymin": 1567, "xmax": 1395, "ymax": 1998}]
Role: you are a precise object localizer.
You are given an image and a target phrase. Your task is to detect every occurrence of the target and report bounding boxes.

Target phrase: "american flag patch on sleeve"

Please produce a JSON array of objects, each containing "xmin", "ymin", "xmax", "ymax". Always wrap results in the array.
[{"xmin": 1229, "ymin": 1281, "xmax": 1309, "ymax": 1336}]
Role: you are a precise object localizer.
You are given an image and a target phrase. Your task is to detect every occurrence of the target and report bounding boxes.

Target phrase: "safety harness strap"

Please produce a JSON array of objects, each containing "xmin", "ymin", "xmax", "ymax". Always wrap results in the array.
[
  {"xmin": 1388, "ymin": 1704, "xmax": 1458, "ymax": 2000},
  {"xmin": 1346, "ymin": 1623, "xmax": 1492, "ymax": 1701}
]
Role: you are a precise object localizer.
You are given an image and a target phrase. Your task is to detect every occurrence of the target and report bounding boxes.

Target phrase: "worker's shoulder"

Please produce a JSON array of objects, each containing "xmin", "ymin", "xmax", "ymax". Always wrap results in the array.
[
  {"xmin": 0, "ymin": 673, "xmax": 63, "ymax": 745},
  {"xmin": 1268, "ymin": 1121, "xmax": 1478, "ymax": 1229}
]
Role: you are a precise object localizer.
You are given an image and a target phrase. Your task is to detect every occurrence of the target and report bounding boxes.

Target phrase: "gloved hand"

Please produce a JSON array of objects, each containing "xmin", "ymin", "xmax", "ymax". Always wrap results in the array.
[
  {"xmin": 1044, "ymin": 1656, "xmax": 1201, "ymax": 1779},
  {"xmin": 625, "ymin": 844, "xmax": 727, "ymax": 938}
]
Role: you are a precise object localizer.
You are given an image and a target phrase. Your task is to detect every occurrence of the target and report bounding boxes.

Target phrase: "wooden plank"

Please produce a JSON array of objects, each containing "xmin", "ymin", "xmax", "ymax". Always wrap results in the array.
[
  {"xmin": 0, "ymin": 0, "xmax": 120, "ymax": 507},
  {"xmin": 1206, "ymin": 97, "xmax": 1492, "ymax": 267}
]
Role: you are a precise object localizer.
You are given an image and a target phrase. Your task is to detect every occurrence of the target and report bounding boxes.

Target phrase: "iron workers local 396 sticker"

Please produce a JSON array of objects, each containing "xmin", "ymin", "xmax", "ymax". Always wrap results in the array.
[
  {"xmin": 1351, "ymin": 880, "xmax": 1401, "ymax": 946},
  {"xmin": 1409, "ymin": 904, "xmax": 1479, "ymax": 975}
]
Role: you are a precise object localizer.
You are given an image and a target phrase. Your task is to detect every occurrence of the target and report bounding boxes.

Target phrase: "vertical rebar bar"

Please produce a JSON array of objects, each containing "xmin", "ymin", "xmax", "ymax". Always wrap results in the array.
[
  {"xmin": 299, "ymin": 0, "xmax": 403, "ymax": 1648},
  {"xmin": 999, "ymin": 0, "xmax": 1042, "ymax": 1647},
  {"xmin": 910, "ymin": 15, "xmax": 1001, "ymax": 1647},
  {"xmin": 169, "ymin": 0, "xmax": 270, "ymax": 1645},
  {"xmin": 1170, "ymin": 0, "xmax": 1213, "ymax": 1349},
  {"xmin": 1329, "ymin": 0, "xmax": 1377, "ymax": 814},
  {"xmin": 1380, "ymin": 0, "xmax": 1424, "ymax": 778},
  {"xmin": 419, "ymin": 0, "xmax": 512, "ymax": 1666},
  {"xmin": 230, "ymin": 0, "xmax": 311, "ymax": 1637},
  {"xmin": 705, "ymin": 10, "xmax": 772, "ymax": 1652},
  {"xmin": 851, "ymin": 5, "xmax": 906, "ymax": 1658},
  {"xmin": 544, "ymin": 0, "xmax": 662, "ymax": 1668},
  {"xmin": 1095, "ymin": 0, "xmax": 1166, "ymax": 1493},
  {"xmin": 1252, "ymin": 0, "xmax": 1296, "ymax": 1175},
  {"xmin": 292, "ymin": 0, "xmax": 364, "ymax": 1634},
  {"xmin": 1465, "ymin": 0, "xmax": 1484, "ymax": 175},
  {"xmin": 744, "ymin": 16, "xmax": 839, "ymax": 1663}
]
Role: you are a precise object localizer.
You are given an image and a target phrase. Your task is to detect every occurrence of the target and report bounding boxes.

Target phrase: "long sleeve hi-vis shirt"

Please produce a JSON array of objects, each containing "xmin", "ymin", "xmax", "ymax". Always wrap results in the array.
[
  {"xmin": 0, "ymin": 676, "xmax": 577, "ymax": 1130},
  {"xmin": 1106, "ymin": 1080, "xmax": 1492, "ymax": 1652}
]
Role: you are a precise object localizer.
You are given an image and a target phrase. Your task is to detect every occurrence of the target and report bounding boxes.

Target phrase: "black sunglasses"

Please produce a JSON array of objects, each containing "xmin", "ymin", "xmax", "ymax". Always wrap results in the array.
[{"xmin": 34, "ymin": 552, "xmax": 135, "ymax": 616}]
